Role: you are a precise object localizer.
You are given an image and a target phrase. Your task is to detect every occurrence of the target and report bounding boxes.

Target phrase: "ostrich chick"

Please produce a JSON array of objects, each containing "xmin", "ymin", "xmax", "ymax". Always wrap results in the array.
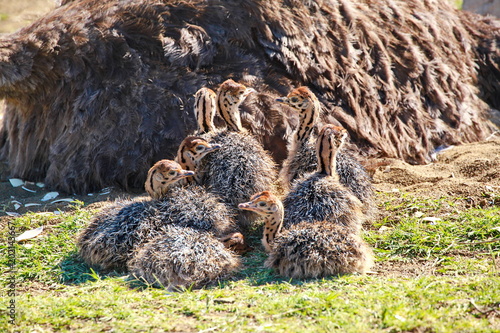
[
  {"xmin": 194, "ymin": 87, "xmax": 217, "ymax": 135},
  {"xmin": 194, "ymin": 80, "xmax": 278, "ymax": 230},
  {"xmin": 145, "ymin": 159, "xmax": 195, "ymax": 199},
  {"xmin": 238, "ymin": 191, "xmax": 283, "ymax": 252},
  {"xmin": 277, "ymin": 87, "xmax": 375, "ymax": 216},
  {"xmin": 77, "ymin": 160, "xmax": 194, "ymax": 271},
  {"xmin": 239, "ymin": 191, "xmax": 374, "ymax": 279}
]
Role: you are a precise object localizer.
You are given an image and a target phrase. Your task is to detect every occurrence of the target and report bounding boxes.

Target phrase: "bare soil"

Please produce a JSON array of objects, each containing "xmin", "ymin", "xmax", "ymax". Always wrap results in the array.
[{"xmin": 369, "ymin": 138, "xmax": 500, "ymax": 210}]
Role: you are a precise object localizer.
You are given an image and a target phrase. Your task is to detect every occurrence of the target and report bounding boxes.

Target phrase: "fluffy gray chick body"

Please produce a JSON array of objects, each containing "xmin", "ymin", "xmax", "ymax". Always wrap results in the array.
[
  {"xmin": 197, "ymin": 129, "xmax": 277, "ymax": 230},
  {"xmin": 265, "ymin": 221, "xmax": 373, "ymax": 279},
  {"xmin": 128, "ymin": 225, "xmax": 240, "ymax": 290},
  {"xmin": 283, "ymin": 173, "xmax": 364, "ymax": 234}
]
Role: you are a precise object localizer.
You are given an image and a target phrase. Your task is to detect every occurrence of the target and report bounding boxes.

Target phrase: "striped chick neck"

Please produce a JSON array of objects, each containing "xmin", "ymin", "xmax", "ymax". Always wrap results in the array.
[
  {"xmin": 194, "ymin": 87, "xmax": 216, "ymax": 134},
  {"xmin": 316, "ymin": 124, "xmax": 348, "ymax": 180},
  {"xmin": 216, "ymin": 79, "xmax": 254, "ymax": 132},
  {"xmin": 277, "ymin": 86, "xmax": 320, "ymax": 144},
  {"xmin": 238, "ymin": 191, "xmax": 284, "ymax": 253}
]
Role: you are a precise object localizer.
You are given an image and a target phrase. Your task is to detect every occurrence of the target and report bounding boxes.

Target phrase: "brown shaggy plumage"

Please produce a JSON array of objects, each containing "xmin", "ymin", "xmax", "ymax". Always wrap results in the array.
[{"xmin": 0, "ymin": 0, "xmax": 499, "ymax": 193}]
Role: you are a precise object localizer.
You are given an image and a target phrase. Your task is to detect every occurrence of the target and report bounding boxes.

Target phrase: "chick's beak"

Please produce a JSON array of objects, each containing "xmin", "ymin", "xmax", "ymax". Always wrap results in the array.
[
  {"xmin": 177, "ymin": 170, "xmax": 195, "ymax": 179},
  {"xmin": 276, "ymin": 96, "xmax": 288, "ymax": 104},
  {"xmin": 208, "ymin": 143, "xmax": 222, "ymax": 152},
  {"xmin": 243, "ymin": 88, "xmax": 256, "ymax": 98},
  {"xmin": 238, "ymin": 202, "xmax": 252, "ymax": 211}
]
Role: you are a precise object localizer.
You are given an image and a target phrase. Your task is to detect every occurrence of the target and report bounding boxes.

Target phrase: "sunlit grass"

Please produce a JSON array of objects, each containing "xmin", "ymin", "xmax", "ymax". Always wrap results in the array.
[
  {"xmin": 3, "ymin": 275, "xmax": 499, "ymax": 332},
  {"xmin": 453, "ymin": 0, "xmax": 464, "ymax": 9},
  {"xmin": 368, "ymin": 207, "xmax": 500, "ymax": 258}
]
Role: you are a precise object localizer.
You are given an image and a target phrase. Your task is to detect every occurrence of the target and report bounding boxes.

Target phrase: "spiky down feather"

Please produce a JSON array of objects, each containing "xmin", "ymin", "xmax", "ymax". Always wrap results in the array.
[
  {"xmin": 128, "ymin": 225, "xmax": 240, "ymax": 289},
  {"xmin": 265, "ymin": 221, "xmax": 374, "ymax": 279}
]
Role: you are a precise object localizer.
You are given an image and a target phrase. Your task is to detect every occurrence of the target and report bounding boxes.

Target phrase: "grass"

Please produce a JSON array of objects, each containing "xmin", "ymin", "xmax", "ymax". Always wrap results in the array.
[
  {"xmin": 453, "ymin": 0, "xmax": 464, "ymax": 9},
  {"xmin": 1, "ymin": 193, "xmax": 499, "ymax": 332},
  {"xmin": 3, "ymin": 275, "xmax": 499, "ymax": 332},
  {"xmin": 371, "ymin": 208, "xmax": 500, "ymax": 258}
]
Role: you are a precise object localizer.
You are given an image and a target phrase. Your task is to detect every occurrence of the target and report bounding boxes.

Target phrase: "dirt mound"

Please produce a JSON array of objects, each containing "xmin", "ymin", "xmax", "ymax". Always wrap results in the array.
[{"xmin": 370, "ymin": 138, "xmax": 500, "ymax": 208}]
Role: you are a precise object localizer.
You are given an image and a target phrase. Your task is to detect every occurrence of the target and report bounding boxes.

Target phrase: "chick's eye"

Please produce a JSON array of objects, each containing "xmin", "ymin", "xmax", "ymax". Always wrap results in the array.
[
  {"xmin": 290, "ymin": 97, "xmax": 299, "ymax": 103},
  {"xmin": 168, "ymin": 171, "xmax": 177, "ymax": 176},
  {"xmin": 258, "ymin": 201, "xmax": 266, "ymax": 207},
  {"xmin": 195, "ymin": 145, "xmax": 205, "ymax": 151}
]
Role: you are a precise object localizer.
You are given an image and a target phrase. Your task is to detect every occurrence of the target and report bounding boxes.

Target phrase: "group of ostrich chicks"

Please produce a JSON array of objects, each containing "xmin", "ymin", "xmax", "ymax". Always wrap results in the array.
[{"xmin": 77, "ymin": 79, "xmax": 376, "ymax": 290}]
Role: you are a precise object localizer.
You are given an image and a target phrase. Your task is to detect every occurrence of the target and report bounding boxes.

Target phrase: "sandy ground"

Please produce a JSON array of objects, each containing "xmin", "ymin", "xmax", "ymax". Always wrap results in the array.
[
  {"xmin": 0, "ymin": 0, "xmax": 57, "ymax": 34},
  {"xmin": 371, "ymin": 138, "xmax": 500, "ymax": 209}
]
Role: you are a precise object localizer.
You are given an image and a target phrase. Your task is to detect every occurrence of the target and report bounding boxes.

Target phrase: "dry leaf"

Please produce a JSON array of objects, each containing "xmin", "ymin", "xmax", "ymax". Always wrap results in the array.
[
  {"xmin": 5, "ymin": 212, "xmax": 20, "ymax": 217},
  {"xmin": 422, "ymin": 217, "xmax": 442, "ymax": 223},
  {"xmin": 51, "ymin": 198, "xmax": 75, "ymax": 204},
  {"xmin": 378, "ymin": 226, "xmax": 392, "ymax": 233},
  {"xmin": 414, "ymin": 211, "xmax": 424, "ymax": 218},
  {"xmin": 11, "ymin": 200, "xmax": 22, "ymax": 210}
]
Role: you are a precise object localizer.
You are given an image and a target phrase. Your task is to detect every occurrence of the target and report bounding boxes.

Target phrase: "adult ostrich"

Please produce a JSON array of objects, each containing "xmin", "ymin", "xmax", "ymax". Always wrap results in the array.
[{"xmin": 0, "ymin": 0, "xmax": 498, "ymax": 194}]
